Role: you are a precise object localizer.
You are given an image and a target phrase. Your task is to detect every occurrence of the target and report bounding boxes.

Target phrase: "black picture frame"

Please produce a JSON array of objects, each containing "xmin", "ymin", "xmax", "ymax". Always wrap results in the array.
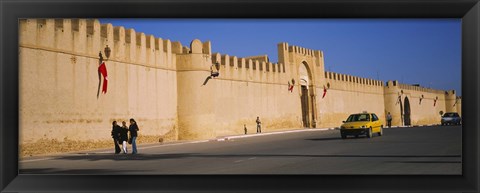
[{"xmin": 1, "ymin": 0, "xmax": 478, "ymax": 192}]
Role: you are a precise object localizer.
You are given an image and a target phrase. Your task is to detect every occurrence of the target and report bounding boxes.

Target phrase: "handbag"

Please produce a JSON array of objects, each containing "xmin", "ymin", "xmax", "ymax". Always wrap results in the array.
[{"xmin": 128, "ymin": 137, "xmax": 132, "ymax": 144}]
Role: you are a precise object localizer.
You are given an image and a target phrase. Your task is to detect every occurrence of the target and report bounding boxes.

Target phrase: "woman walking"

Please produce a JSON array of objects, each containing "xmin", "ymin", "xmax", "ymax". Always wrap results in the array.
[
  {"xmin": 129, "ymin": 118, "xmax": 139, "ymax": 154},
  {"xmin": 119, "ymin": 121, "xmax": 129, "ymax": 154}
]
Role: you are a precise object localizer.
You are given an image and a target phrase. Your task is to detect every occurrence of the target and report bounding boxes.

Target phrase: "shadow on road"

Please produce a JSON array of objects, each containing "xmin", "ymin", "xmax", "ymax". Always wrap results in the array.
[
  {"xmin": 305, "ymin": 137, "xmax": 343, "ymax": 141},
  {"xmin": 20, "ymin": 167, "xmax": 147, "ymax": 174},
  {"xmin": 389, "ymin": 160, "xmax": 462, "ymax": 164},
  {"xmin": 305, "ymin": 136, "xmax": 376, "ymax": 141},
  {"xmin": 47, "ymin": 152, "xmax": 461, "ymax": 162}
]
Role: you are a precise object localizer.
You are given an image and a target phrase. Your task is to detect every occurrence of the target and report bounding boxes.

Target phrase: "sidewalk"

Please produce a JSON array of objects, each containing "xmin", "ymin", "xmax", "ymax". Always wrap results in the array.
[{"xmin": 214, "ymin": 127, "xmax": 341, "ymax": 141}]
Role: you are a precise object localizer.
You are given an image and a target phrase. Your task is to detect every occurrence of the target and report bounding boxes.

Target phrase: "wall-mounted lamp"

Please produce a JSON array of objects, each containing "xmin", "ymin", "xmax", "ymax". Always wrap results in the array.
[
  {"xmin": 98, "ymin": 45, "xmax": 111, "ymax": 63},
  {"xmin": 210, "ymin": 62, "xmax": 220, "ymax": 77},
  {"xmin": 396, "ymin": 92, "xmax": 402, "ymax": 105},
  {"xmin": 104, "ymin": 45, "xmax": 111, "ymax": 60}
]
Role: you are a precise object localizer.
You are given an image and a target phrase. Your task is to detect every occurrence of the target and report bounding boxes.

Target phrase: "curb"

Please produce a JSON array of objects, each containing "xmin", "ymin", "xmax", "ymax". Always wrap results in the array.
[
  {"xmin": 390, "ymin": 124, "xmax": 440, "ymax": 128},
  {"xmin": 216, "ymin": 127, "xmax": 338, "ymax": 141}
]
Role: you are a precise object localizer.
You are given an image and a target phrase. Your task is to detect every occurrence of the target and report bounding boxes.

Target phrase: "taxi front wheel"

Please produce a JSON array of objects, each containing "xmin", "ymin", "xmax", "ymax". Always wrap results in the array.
[{"xmin": 367, "ymin": 128, "xmax": 372, "ymax": 138}]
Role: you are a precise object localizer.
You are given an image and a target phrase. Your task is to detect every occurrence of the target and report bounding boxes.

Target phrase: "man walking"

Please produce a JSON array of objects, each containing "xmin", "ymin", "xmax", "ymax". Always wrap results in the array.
[
  {"xmin": 387, "ymin": 112, "xmax": 392, "ymax": 128},
  {"xmin": 256, "ymin": 116, "xmax": 262, "ymax": 133}
]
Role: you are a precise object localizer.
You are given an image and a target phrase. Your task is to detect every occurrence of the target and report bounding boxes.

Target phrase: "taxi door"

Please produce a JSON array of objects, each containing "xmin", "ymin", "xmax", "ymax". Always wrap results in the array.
[{"xmin": 371, "ymin": 113, "xmax": 381, "ymax": 133}]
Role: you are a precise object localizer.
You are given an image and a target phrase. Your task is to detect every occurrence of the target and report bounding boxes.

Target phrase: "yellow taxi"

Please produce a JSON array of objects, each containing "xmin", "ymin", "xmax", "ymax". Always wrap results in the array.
[{"xmin": 340, "ymin": 112, "xmax": 383, "ymax": 139}]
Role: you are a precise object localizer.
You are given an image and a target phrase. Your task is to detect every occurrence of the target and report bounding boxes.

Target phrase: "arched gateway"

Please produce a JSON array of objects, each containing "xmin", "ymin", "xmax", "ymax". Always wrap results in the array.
[
  {"xmin": 299, "ymin": 61, "xmax": 317, "ymax": 128},
  {"xmin": 404, "ymin": 97, "xmax": 411, "ymax": 126}
]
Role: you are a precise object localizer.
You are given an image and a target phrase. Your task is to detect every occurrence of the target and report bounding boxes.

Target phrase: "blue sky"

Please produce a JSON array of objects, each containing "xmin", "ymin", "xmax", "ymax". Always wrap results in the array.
[{"xmin": 100, "ymin": 19, "xmax": 461, "ymax": 95}]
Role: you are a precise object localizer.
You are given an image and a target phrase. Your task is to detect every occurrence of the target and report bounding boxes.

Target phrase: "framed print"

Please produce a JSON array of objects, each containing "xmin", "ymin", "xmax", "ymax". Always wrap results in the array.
[{"xmin": 1, "ymin": 0, "xmax": 479, "ymax": 192}]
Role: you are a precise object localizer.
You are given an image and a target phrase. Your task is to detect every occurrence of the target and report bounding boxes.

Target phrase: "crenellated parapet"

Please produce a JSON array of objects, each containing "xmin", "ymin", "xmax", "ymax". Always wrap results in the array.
[
  {"xmin": 288, "ymin": 45, "xmax": 318, "ymax": 58},
  {"xmin": 19, "ymin": 19, "xmax": 177, "ymax": 70},
  {"xmin": 397, "ymin": 82, "xmax": 445, "ymax": 94},
  {"xmin": 384, "ymin": 80, "xmax": 451, "ymax": 102},
  {"xmin": 210, "ymin": 51, "xmax": 286, "ymax": 84},
  {"xmin": 324, "ymin": 71, "xmax": 384, "ymax": 87},
  {"xmin": 278, "ymin": 42, "xmax": 324, "ymax": 67}
]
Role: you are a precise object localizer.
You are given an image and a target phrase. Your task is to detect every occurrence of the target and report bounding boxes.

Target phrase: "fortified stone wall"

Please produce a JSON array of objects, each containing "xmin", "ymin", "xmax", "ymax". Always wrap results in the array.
[
  {"xmin": 319, "ymin": 72, "xmax": 386, "ymax": 128},
  {"xmin": 384, "ymin": 81, "xmax": 458, "ymax": 126},
  {"xmin": 18, "ymin": 19, "xmax": 462, "ymax": 154},
  {"xmin": 19, "ymin": 19, "xmax": 178, "ymax": 144},
  {"xmin": 212, "ymin": 58, "xmax": 299, "ymax": 136}
]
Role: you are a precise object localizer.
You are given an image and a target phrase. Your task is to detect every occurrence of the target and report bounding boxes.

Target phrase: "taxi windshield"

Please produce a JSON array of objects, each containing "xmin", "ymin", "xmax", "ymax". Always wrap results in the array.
[{"xmin": 346, "ymin": 114, "xmax": 370, "ymax": 122}]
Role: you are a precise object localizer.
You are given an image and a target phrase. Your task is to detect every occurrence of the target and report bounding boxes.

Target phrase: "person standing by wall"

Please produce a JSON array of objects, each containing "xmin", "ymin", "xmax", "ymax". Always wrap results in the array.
[
  {"xmin": 387, "ymin": 112, "xmax": 392, "ymax": 128},
  {"xmin": 244, "ymin": 124, "xmax": 248, "ymax": 135},
  {"xmin": 119, "ymin": 121, "xmax": 129, "ymax": 154},
  {"xmin": 129, "ymin": 118, "xmax": 139, "ymax": 154},
  {"xmin": 256, "ymin": 117, "xmax": 262, "ymax": 133},
  {"xmin": 111, "ymin": 121, "xmax": 121, "ymax": 154}
]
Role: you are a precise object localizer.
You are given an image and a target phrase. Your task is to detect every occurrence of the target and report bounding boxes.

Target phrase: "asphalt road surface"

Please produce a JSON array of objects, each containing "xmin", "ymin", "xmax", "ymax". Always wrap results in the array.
[{"xmin": 19, "ymin": 125, "xmax": 462, "ymax": 174}]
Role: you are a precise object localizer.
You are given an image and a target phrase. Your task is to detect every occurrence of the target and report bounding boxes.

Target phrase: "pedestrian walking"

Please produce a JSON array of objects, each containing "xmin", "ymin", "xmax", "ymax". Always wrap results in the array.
[
  {"xmin": 129, "ymin": 118, "xmax": 139, "ymax": 154},
  {"xmin": 119, "ymin": 121, "xmax": 129, "ymax": 154},
  {"xmin": 244, "ymin": 124, "xmax": 248, "ymax": 135},
  {"xmin": 256, "ymin": 116, "xmax": 262, "ymax": 133},
  {"xmin": 111, "ymin": 121, "xmax": 122, "ymax": 154},
  {"xmin": 387, "ymin": 112, "xmax": 392, "ymax": 128}
]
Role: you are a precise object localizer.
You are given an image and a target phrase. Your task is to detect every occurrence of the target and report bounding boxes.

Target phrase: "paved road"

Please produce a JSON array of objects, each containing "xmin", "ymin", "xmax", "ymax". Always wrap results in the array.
[{"xmin": 19, "ymin": 125, "xmax": 461, "ymax": 174}]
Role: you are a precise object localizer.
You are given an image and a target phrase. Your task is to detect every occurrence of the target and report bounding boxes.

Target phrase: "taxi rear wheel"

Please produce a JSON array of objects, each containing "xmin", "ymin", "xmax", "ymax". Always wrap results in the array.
[{"xmin": 378, "ymin": 126, "xmax": 383, "ymax": 136}]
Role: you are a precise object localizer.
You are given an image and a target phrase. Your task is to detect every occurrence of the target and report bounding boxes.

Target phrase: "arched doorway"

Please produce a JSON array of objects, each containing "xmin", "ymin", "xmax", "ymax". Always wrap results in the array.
[
  {"xmin": 398, "ymin": 96, "xmax": 403, "ymax": 126},
  {"xmin": 404, "ymin": 97, "xmax": 411, "ymax": 126},
  {"xmin": 299, "ymin": 62, "xmax": 316, "ymax": 128}
]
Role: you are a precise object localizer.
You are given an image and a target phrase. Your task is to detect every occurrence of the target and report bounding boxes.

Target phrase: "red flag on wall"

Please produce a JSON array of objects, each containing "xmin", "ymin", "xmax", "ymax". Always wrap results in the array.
[
  {"xmin": 287, "ymin": 79, "xmax": 295, "ymax": 93},
  {"xmin": 322, "ymin": 86, "xmax": 327, "ymax": 99},
  {"xmin": 288, "ymin": 83, "xmax": 294, "ymax": 92},
  {"xmin": 98, "ymin": 62, "xmax": 108, "ymax": 94}
]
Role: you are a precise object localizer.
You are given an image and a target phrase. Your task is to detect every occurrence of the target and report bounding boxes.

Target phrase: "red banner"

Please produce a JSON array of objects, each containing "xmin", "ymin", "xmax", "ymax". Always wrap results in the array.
[{"xmin": 98, "ymin": 62, "xmax": 108, "ymax": 94}]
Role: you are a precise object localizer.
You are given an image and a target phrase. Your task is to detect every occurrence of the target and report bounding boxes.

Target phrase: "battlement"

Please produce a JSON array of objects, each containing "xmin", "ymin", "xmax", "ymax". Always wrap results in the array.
[
  {"xmin": 277, "ymin": 42, "xmax": 324, "ymax": 67},
  {"xmin": 244, "ymin": 55, "xmax": 269, "ymax": 63},
  {"xmin": 385, "ymin": 81, "xmax": 446, "ymax": 95},
  {"xmin": 19, "ymin": 19, "xmax": 192, "ymax": 70},
  {"xmin": 283, "ymin": 43, "xmax": 322, "ymax": 58},
  {"xmin": 211, "ymin": 52, "xmax": 283, "ymax": 72},
  {"xmin": 324, "ymin": 71, "xmax": 383, "ymax": 87},
  {"xmin": 210, "ymin": 51, "xmax": 286, "ymax": 84}
]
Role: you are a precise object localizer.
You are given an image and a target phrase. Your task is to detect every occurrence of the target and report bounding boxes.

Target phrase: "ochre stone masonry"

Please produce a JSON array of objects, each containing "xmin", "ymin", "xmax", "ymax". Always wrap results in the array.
[{"xmin": 19, "ymin": 19, "xmax": 462, "ymax": 155}]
